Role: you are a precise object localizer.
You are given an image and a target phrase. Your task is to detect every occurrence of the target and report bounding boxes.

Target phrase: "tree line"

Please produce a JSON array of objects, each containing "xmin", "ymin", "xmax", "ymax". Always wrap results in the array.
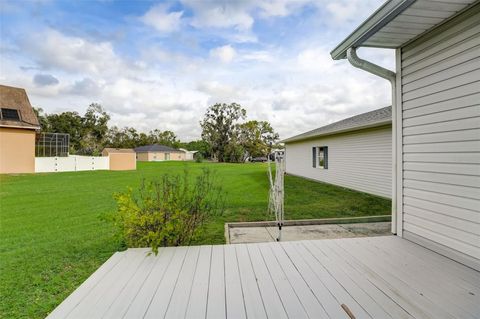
[{"xmin": 34, "ymin": 102, "xmax": 279, "ymax": 162}]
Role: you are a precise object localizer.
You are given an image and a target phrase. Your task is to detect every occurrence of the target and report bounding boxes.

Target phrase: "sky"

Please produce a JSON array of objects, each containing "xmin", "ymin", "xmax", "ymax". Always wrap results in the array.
[{"xmin": 0, "ymin": 0, "xmax": 395, "ymax": 141}]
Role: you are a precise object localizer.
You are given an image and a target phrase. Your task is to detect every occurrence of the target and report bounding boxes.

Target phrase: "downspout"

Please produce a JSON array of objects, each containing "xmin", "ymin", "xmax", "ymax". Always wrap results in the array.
[{"xmin": 346, "ymin": 47, "xmax": 398, "ymax": 234}]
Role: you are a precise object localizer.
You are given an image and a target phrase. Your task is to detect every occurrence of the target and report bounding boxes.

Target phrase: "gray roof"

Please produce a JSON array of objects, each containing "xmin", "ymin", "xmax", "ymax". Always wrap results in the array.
[
  {"xmin": 283, "ymin": 106, "xmax": 391, "ymax": 143},
  {"xmin": 134, "ymin": 144, "xmax": 184, "ymax": 153}
]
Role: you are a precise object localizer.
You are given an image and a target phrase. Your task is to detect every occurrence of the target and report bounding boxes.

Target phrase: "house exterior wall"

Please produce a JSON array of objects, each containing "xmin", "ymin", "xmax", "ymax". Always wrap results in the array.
[
  {"xmin": 399, "ymin": 7, "xmax": 480, "ymax": 270},
  {"xmin": 136, "ymin": 152, "xmax": 149, "ymax": 161},
  {"xmin": 136, "ymin": 151, "xmax": 185, "ymax": 161},
  {"xmin": 0, "ymin": 127, "xmax": 36, "ymax": 174},
  {"xmin": 285, "ymin": 125, "xmax": 392, "ymax": 198},
  {"xmin": 108, "ymin": 153, "xmax": 136, "ymax": 171}
]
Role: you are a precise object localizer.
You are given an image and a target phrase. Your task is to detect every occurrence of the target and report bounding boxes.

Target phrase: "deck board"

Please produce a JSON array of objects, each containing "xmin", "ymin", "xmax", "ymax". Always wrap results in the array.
[
  {"xmin": 47, "ymin": 236, "xmax": 480, "ymax": 319},
  {"xmin": 185, "ymin": 245, "xmax": 212, "ymax": 319}
]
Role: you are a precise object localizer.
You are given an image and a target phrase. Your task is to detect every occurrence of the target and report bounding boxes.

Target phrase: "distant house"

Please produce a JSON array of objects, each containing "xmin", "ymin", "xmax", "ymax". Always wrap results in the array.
[
  {"xmin": 179, "ymin": 148, "xmax": 198, "ymax": 161},
  {"xmin": 134, "ymin": 144, "xmax": 186, "ymax": 161},
  {"xmin": 101, "ymin": 148, "xmax": 136, "ymax": 171},
  {"xmin": 0, "ymin": 85, "xmax": 40, "ymax": 174},
  {"xmin": 283, "ymin": 106, "xmax": 392, "ymax": 198}
]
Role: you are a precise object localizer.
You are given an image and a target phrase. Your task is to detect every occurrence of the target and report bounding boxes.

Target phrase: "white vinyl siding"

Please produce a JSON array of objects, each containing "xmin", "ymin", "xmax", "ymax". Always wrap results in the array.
[
  {"xmin": 285, "ymin": 126, "xmax": 391, "ymax": 198},
  {"xmin": 400, "ymin": 6, "xmax": 480, "ymax": 270}
]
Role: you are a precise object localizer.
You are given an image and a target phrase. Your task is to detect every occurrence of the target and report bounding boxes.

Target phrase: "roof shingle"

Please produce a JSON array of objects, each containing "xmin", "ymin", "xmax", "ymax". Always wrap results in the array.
[
  {"xmin": 134, "ymin": 144, "xmax": 184, "ymax": 153},
  {"xmin": 283, "ymin": 106, "xmax": 391, "ymax": 143},
  {"xmin": 0, "ymin": 85, "xmax": 40, "ymax": 130}
]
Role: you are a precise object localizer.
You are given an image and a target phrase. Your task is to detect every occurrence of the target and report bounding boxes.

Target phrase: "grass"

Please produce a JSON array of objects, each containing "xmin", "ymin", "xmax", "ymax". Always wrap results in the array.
[{"xmin": 0, "ymin": 161, "xmax": 390, "ymax": 318}]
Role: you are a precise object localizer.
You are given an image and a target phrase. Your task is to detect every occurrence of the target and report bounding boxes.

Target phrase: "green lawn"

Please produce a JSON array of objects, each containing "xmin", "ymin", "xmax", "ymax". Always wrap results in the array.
[{"xmin": 0, "ymin": 161, "xmax": 390, "ymax": 318}]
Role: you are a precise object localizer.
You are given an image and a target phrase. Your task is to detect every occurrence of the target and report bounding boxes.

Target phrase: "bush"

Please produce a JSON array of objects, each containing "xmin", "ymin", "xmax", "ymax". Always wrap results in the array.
[
  {"xmin": 195, "ymin": 152, "xmax": 204, "ymax": 163},
  {"xmin": 111, "ymin": 168, "xmax": 224, "ymax": 254}
]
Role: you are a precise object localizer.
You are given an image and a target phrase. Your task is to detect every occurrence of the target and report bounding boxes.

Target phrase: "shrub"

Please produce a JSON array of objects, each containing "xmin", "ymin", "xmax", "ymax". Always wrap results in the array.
[
  {"xmin": 195, "ymin": 152, "xmax": 204, "ymax": 163},
  {"xmin": 111, "ymin": 168, "xmax": 224, "ymax": 254}
]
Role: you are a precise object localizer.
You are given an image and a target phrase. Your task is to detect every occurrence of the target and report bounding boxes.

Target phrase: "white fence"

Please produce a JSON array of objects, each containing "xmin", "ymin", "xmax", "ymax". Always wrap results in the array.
[{"xmin": 35, "ymin": 155, "xmax": 109, "ymax": 173}]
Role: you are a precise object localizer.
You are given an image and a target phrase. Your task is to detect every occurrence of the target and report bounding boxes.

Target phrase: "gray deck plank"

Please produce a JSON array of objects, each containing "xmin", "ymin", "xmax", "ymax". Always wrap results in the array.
[
  {"xmin": 337, "ymin": 238, "xmax": 477, "ymax": 319},
  {"xmin": 246, "ymin": 244, "xmax": 288, "ymax": 319},
  {"xmin": 280, "ymin": 241, "xmax": 350, "ymax": 319},
  {"xmin": 47, "ymin": 252, "xmax": 126, "ymax": 319},
  {"xmin": 185, "ymin": 245, "xmax": 212, "ymax": 319},
  {"xmin": 234, "ymin": 244, "xmax": 268, "ymax": 319},
  {"xmin": 257, "ymin": 242, "xmax": 309, "ymax": 319},
  {"xmin": 49, "ymin": 237, "xmax": 480, "ymax": 319},
  {"xmin": 334, "ymin": 239, "xmax": 457, "ymax": 319},
  {"xmin": 206, "ymin": 245, "xmax": 226, "ymax": 319},
  {"xmin": 122, "ymin": 247, "xmax": 175, "ymax": 318},
  {"xmin": 164, "ymin": 246, "xmax": 201, "ymax": 319},
  {"xmin": 67, "ymin": 249, "xmax": 147, "ymax": 319},
  {"xmin": 368, "ymin": 236, "xmax": 480, "ymax": 292},
  {"xmin": 380, "ymin": 236, "xmax": 480, "ymax": 286},
  {"xmin": 143, "ymin": 246, "xmax": 188, "ymax": 319},
  {"xmin": 363, "ymin": 237, "xmax": 480, "ymax": 313},
  {"xmin": 102, "ymin": 250, "xmax": 160, "ymax": 319},
  {"xmin": 270, "ymin": 243, "xmax": 330, "ymax": 318},
  {"xmin": 291, "ymin": 242, "xmax": 372, "ymax": 319},
  {"xmin": 318, "ymin": 240, "xmax": 414, "ymax": 319},
  {"xmin": 224, "ymin": 244, "xmax": 247, "ymax": 319},
  {"xmin": 306, "ymin": 240, "xmax": 392, "ymax": 319}
]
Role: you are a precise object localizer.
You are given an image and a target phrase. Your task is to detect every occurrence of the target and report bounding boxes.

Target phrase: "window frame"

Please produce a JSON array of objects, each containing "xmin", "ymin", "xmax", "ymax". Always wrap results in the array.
[
  {"xmin": 0, "ymin": 108, "xmax": 21, "ymax": 121},
  {"xmin": 315, "ymin": 146, "xmax": 328, "ymax": 169}
]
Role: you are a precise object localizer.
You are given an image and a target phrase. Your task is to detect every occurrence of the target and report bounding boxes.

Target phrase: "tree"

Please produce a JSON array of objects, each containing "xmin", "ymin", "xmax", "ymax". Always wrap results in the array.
[
  {"xmin": 32, "ymin": 107, "xmax": 49, "ymax": 130},
  {"xmin": 239, "ymin": 120, "xmax": 279, "ymax": 158},
  {"xmin": 80, "ymin": 103, "xmax": 110, "ymax": 155},
  {"xmin": 200, "ymin": 103, "xmax": 246, "ymax": 162},
  {"xmin": 106, "ymin": 126, "xmax": 140, "ymax": 149},
  {"xmin": 44, "ymin": 111, "xmax": 84, "ymax": 154},
  {"xmin": 148, "ymin": 129, "xmax": 180, "ymax": 148},
  {"xmin": 179, "ymin": 140, "xmax": 211, "ymax": 158}
]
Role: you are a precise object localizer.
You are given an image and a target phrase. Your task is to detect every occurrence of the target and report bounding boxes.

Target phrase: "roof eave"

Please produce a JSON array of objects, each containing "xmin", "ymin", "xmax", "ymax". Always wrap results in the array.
[
  {"xmin": 0, "ymin": 124, "xmax": 40, "ymax": 130},
  {"xmin": 282, "ymin": 120, "xmax": 391, "ymax": 144},
  {"xmin": 330, "ymin": 0, "xmax": 415, "ymax": 60}
]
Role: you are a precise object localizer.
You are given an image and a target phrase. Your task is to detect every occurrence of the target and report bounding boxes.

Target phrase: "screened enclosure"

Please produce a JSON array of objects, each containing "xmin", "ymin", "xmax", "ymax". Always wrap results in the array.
[{"xmin": 35, "ymin": 133, "xmax": 70, "ymax": 157}]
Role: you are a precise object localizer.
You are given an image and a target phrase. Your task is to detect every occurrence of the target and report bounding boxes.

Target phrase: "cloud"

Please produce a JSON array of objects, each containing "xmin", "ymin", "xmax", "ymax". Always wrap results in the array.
[
  {"xmin": 210, "ymin": 45, "xmax": 236, "ymax": 63},
  {"xmin": 2, "ymin": 0, "xmax": 393, "ymax": 142},
  {"xmin": 20, "ymin": 29, "xmax": 127, "ymax": 76},
  {"xmin": 325, "ymin": 0, "xmax": 383, "ymax": 25},
  {"xmin": 65, "ymin": 77, "xmax": 101, "ymax": 96},
  {"xmin": 141, "ymin": 4, "xmax": 183, "ymax": 32},
  {"xmin": 182, "ymin": 0, "xmax": 255, "ymax": 31},
  {"xmin": 33, "ymin": 73, "xmax": 59, "ymax": 86}
]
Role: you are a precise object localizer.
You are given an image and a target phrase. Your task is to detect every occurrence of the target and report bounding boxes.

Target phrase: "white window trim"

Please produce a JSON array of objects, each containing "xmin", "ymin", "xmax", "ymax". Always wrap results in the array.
[{"xmin": 317, "ymin": 146, "xmax": 325, "ymax": 169}]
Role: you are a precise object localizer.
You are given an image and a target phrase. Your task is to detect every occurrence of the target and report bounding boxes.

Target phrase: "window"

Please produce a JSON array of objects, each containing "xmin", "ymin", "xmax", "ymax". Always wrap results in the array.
[
  {"xmin": 0, "ymin": 108, "xmax": 20, "ymax": 121},
  {"xmin": 312, "ymin": 146, "xmax": 328, "ymax": 169},
  {"xmin": 164, "ymin": 153, "xmax": 170, "ymax": 160}
]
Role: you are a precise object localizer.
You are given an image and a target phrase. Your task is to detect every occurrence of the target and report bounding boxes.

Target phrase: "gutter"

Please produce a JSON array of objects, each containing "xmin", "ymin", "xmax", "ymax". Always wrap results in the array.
[{"xmin": 346, "ymin": 47, "xmax": 398, "ymax": 235}]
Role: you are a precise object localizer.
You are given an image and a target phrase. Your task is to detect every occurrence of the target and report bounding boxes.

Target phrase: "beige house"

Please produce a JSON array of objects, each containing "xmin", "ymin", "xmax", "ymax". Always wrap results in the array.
[
  {"xmin": 101, "ymin": 148, "xmax": 136, "ymax": 171},
  {"xmin": 134, "ymin": 144, "xmax": 185, "ymax": 161},
  {"xmin": 0, "ymin": 85, "xmax": 40, "ymax": 174},
  {"xmin": 283, "ymin": 106, "xmax": 392, "ymax": 198}
]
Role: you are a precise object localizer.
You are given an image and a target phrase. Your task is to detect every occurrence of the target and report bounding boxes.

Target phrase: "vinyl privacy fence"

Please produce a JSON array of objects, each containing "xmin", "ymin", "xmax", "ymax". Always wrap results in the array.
[{"xmin": 35, "ymin": 155, "xmax": 109, "ymax": 173}]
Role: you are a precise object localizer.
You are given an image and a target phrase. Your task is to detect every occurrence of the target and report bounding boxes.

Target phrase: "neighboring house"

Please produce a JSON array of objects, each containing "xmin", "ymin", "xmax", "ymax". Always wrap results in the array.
[
  {"xmin": 179, "ymin": 148, "xmax": 198, "ymax": 160},
  {"xmin": 283, "ymin": 106, "xmax": 392, "ymax": 198},
  {"xmin": 101, "ymin": 148, "xmax": 136, "ymax": 171},
  {"xmin": 135, "ymin": 144, "xmax": 186, "ymax": 161},
  {"xmin": 331, "ymin": 0, "xmax": 480, "ymax": 270},
  {"xmin": 0, "ymin": 84, "xmax": 40, "ymax": 174}
]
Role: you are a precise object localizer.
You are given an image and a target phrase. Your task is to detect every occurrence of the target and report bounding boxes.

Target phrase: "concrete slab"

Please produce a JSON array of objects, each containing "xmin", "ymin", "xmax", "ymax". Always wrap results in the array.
[
  {"xmin": 228, "ymin": 222, "xmax": 391, "ymax": 244},
  {"xmin": 229, "ymin": 226, "xmax": 274, "ymax": 243}
]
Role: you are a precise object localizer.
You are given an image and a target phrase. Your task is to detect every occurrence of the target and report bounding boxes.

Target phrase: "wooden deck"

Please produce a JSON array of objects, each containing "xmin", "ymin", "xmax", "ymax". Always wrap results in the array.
[{"xmin": 47, "ymin": 236, "xmax": 480, "ymax": 319}]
